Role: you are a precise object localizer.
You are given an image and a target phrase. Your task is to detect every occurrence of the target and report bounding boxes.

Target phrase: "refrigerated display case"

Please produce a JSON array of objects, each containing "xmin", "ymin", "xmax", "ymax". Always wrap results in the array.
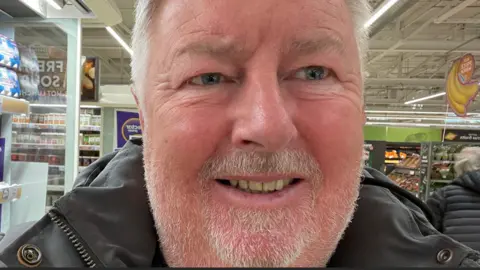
[
  {"xmin": 0, "ymin": 16, "xmax": 82, "ymax": 231},
  {"xmin": 79, "ymin": 107, "xmax": 102, "ymax": 172}
]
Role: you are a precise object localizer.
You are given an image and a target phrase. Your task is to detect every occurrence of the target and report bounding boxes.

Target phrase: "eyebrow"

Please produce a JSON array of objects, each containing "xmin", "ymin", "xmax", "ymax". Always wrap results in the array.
[
  {"xmin": 175, "ymin": 40, "xmax": 245, "ymax": 59},
  {"xmin": 286, "ymin": 36, "xmax": 345, "ymax": 56}
]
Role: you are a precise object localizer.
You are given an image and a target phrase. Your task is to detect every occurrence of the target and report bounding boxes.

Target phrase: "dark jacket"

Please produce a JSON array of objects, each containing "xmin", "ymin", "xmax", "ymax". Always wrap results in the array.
[
  {"xmin": 0, "ymin": 140, "xmax": 479, "ymax": 267},
  {"xmin": 427, "ymin": 170, "xmax": 480, "ymax": 252}
]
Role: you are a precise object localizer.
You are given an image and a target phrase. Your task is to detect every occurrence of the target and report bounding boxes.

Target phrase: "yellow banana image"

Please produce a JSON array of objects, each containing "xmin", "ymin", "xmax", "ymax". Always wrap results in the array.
[
  {"xmin": 446, "ymin": 57, "xmax": 479, "ymax": 116},
  {"xmin": 448, "ymin": 61, "xmax": 471, "ymax": 105},
  {"xmin": 447, "ymin": 85, "xmax": 466, "ymax": 115}
]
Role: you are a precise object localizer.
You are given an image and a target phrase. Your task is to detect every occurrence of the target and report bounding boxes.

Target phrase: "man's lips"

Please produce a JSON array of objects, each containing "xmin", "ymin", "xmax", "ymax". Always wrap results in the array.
[
  {"xmin": 212, "ymin": 176, "xmax": 309, "ymax": 209},
  {"xmin": 215, "ymin": 176, "xmax": 304, "ymax": 194}
]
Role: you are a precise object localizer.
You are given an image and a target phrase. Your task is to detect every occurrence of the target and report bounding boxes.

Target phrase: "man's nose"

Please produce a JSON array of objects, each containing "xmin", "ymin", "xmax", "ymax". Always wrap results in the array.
[{"xmin": 230, "ymin": 74, "xmax": 297, "ymax": 152}]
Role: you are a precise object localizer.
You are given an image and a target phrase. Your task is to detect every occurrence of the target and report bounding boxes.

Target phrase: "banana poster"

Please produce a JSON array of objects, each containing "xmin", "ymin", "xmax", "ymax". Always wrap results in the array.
[{"xmin": 446, "ymin": 54, "xmax": 479, "ymax": 116}]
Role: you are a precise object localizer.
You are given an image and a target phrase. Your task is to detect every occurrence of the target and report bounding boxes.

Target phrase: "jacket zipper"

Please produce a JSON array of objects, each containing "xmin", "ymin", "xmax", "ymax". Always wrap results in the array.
[{"xmin": 47, "ymin": 210, "xmax": 102, "ymax": 268}]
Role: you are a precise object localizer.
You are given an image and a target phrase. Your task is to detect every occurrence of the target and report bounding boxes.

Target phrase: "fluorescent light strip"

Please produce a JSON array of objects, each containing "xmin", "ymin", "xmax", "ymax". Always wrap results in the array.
[
  {"xmin": 45, "ymin": 0, "xmax": 62, "ymax": 10},
  {"xmin": 105, "ymin": 26, "xmax": 133, "ymax": 56},
  {"xmin": 30, "ymin": 104, "xmax": 102, "ymax": 109},
  {"xmin": 364, "ymin": 0, "xmax": 400, "ymax": 28},
  {"xmin": 366, "ymin": 110, "xmax": 448, "ymax": 115},
  {"xmin": 366, "ymin": 116, "xmax": 480, "ymax": 123},
  {"xmin": 365, "ymin": 110, "xmax": 480, "ymax": 116},
  {"xmin": 404, "ymin": 92, "xmax": 446, "ymax": 105},
  {"xmin": 365, "ymin": 121, "xmax": 480, "ymax": 129}
]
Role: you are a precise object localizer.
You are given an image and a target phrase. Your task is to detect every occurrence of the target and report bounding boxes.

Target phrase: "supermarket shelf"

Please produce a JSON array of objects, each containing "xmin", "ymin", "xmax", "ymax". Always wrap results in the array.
[
  {"xmin": 47, "ymin": 185, "xmax": 64, "ymax": 192},
  {"xmin": 12, "ymin": 123, "xmax": 101, "ymax": 132},
  {"xmin": 49, "ymin": 165, "xmax": 65, "ymax": 171},
  {"xmin": 385, "ymin": 160, "xmax": 400, "ymax": 164},
  {"xmin": 430, "ymin": 179, "xmax": 453, "ymax": 184},
  {"xmin": 12, "ymin": 143, "xmax": 64, "ymax": 149},
  {"xmin": 79, "ymin": 145, "xmax": 100, "ymax": 151},
  {"xmin": 432, "ymin": 160, "xmax": 455, "ymax": 164},
  {"xmin": 393, "ymin": 167, "xmax": 419, "ymax": 175},
  {"xmin": 13, "ymin": 123, "xmax": 65, "ymax": 130},
  {"xmin": 0, "ymin": 96, "xmax": 29, "ymax": 115},
  {"xmin": 80, "ymin": 125, "xmax": 101, "ymax": 132}
]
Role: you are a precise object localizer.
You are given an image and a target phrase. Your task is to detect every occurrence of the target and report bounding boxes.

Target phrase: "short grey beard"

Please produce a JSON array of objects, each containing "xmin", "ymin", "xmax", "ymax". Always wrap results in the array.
[{"xmin": 144, "ymin": 132, "xmax": 365, "ymax": 267}]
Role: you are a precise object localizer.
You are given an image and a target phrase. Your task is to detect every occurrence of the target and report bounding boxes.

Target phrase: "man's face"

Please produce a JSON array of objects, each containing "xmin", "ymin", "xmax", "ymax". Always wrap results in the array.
[{"xmin": 139, "ymin": 0, "xmax": 364, "ymax": 267}]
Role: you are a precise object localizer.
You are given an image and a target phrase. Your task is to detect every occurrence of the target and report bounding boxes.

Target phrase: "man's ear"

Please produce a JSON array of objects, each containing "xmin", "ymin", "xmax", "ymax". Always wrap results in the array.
[{"xmin": 131, "ymin": 86, "xmax": 145, "ymax": 129}]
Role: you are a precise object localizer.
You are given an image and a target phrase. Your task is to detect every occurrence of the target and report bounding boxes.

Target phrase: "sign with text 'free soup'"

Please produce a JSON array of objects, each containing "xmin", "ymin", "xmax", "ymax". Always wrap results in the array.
[{"xmin": 115, "ymin": 110, "xmax": 142, "ymax": 149}]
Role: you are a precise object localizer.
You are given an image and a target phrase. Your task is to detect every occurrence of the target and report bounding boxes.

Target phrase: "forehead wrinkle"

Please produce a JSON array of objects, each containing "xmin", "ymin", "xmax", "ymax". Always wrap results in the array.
[{"xmin": 173, "ymin": 37, "xmax": 248, "ymax": 62}]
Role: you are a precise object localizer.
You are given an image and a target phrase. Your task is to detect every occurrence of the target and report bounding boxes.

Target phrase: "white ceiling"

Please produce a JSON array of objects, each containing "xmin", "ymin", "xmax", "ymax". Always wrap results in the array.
[{"xmin": 80, "ymin": 0, "xmax": 480, "ymax": 113}]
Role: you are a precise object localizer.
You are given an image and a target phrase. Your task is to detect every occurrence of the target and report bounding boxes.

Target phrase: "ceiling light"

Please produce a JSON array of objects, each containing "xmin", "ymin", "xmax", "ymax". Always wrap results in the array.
[
  {"xmin": 404, "ymin": 92, "xmax": 446, "ymax": 105},
  {"xmin": 364, "ymin": 0, "xmax": 400, "ymax": 28},
  {"xmin": 105, "ymin": 26, "xmax": 133, "ymax": 56},
  {"xmin": 45, "ymin": 0, "xmax": 64, "ymax": 10},
  {"xmin": 365, "ymin": 110, "xmax": 480, "ymax": 116},
  {"xmin": 365, "ymin": 121, "xmax": 480, "ymax": 129}
]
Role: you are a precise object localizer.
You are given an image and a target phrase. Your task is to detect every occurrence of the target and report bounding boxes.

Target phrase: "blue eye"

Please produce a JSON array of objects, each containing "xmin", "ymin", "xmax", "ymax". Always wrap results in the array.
[
  {"xmin": 190, "ymin": 73, "xmax": 225, "ymax": 86},
  {"xmin": 294, "ymin": 66, "xmax": 330, "ymax": 80}
]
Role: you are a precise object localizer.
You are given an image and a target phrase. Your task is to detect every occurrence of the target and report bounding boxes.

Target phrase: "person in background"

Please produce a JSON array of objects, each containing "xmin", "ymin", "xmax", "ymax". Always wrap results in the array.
[
  {"xmin": 0, "ymin": 0, "xmax": 479, "ymax": 268},
  {"xmin": 428, "ymin": 147, "xmax": 480, "ymax": 251}
]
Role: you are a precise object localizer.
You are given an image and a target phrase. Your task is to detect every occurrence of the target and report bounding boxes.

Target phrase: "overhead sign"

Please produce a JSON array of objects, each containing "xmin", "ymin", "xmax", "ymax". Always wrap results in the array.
[
  {"xmin": 446, "ymin": 54, "xmax": 479, "ymax": 116},
  {"xmin": 443, "ymin": 129, "xmax": 480, "ymax": 143},
  {"xmin": 115, "ymin": 110, "xmax": 142, "ymax": 149}
]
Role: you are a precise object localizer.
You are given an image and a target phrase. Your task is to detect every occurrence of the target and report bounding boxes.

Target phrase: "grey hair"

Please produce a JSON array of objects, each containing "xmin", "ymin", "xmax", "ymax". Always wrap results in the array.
[
  {"xmin": 131, "ymin": 0, "xmax": 371, "ymax": 102},
  {"xmin": 454, "ymin": 147, "xmax": 480, "ymax": 177}
]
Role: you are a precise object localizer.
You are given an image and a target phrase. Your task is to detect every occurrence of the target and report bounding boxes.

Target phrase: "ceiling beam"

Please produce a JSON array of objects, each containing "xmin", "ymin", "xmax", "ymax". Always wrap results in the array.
[
  {"xmin": 368, "ymin": 1, "xmax": 450, "ymax": 65},
  {"xmin": 434, "ymin": 0, "xmax": 477, "ymax": 24}
]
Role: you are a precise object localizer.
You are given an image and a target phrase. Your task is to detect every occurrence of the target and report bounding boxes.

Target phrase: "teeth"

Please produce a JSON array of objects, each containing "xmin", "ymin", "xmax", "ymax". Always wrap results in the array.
[
  {"xmin": 239, "ymin": 180, "xmax": 249, "ymax": 190},
  {"xmin": 263, "ymin": 181, "xmax": 276, "ymax": 192},
  {"xmin": 249, "ymin": 181, "xmax": 263, "ymax": 192},
  {"xmin": 275, "ymin": 180, "xmax": 284, "ymax": 190},
  {"xmin": 228, "ymin": 179, "xmax": 295, "ymax": 193}
]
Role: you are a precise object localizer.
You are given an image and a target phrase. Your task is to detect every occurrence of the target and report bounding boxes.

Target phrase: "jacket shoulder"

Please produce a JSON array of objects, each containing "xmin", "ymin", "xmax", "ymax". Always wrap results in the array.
[{"xmin": 329, "ymin": 168, "xmax": 480, "ymax": 267}]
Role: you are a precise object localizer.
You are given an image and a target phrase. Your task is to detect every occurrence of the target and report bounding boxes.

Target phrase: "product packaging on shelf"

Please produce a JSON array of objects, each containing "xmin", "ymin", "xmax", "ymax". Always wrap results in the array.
[
  {"xmin": 0, "ymin": 66, "xmax": 21, "ymax": 97},
  {"xmin": 0, "ymin": 183, "xmax": 22, "ymax": 204},
  {"xmin": 0, "ymin": 35, "xmax": 20, "ymax": 70},
  {"xmin": 18, "ymin": 74, "xmax": 39, "ymax": 100},
  {"xmin": 18, "ymin": 45, "xmax": 39, "ymax": 74}
]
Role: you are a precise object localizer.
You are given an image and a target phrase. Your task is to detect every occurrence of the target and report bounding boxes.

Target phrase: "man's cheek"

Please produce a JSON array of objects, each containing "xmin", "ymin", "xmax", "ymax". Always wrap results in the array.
[{"xmin": 299, "ymin": 101, "xmax": 363, "ymax": 182}]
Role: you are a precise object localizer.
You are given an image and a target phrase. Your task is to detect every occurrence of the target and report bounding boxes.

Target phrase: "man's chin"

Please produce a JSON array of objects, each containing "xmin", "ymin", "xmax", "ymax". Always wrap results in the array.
[{"xmin": 202, "ymin": 204, "xmax": 317, "ymax": 267}]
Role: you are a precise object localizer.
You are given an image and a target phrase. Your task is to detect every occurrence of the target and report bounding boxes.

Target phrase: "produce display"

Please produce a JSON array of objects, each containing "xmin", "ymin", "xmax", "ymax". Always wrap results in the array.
[
  {"xmin": 389, "ymin": 173, "xmax": 420, "ymax": 193},
  {"xmin": 421, "ymin": 142, "xmax": 480, "ymax": 201},
  {"xmin": 385, "ymin": 144, "xmax": 421, "ymax": 195},
  {"xmin": 429, "ymin": 144, "xmax": 465, "ymax": 181},
  {"xmin": 397, "ymin": 155, "xmax": 421, "ymax": 169},
  {"xmin": 385, "ymin": 150, "xmax": 407, "ymax": 160}
]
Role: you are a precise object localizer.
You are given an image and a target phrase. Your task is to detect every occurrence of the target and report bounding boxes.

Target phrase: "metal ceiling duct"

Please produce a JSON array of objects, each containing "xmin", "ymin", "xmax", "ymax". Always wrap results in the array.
[
  {"xmin": 0, "ymin": 0, "xmax": 44, "ymax": 18},
  {"xmin": 368, "ymin": 0, "xmax": 416, "ymax": 38}
]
